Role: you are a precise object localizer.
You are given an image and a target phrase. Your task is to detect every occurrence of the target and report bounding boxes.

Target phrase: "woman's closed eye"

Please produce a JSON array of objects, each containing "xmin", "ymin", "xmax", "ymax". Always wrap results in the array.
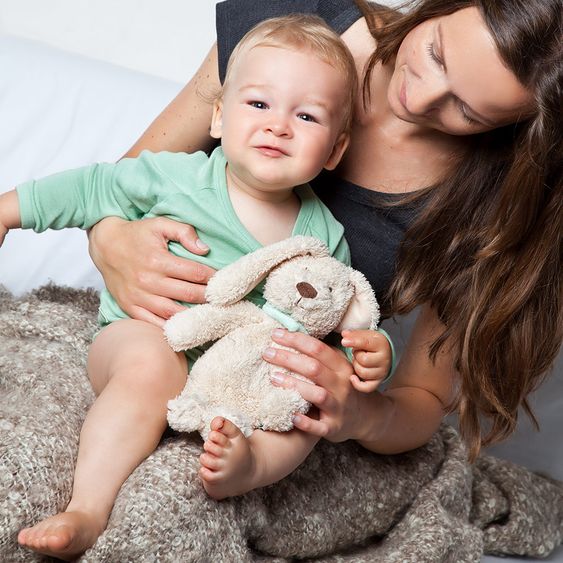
[
  {"xmin": 459, "ymin": 102, "xmax": 476, "ymax": 124},
  {"xmin": 426, "ymin": 42, "xmax": 444, "ymax": 69},
  {"xmin": 426, "ymin": 42, "xmax": 478, "ymax": 126}
]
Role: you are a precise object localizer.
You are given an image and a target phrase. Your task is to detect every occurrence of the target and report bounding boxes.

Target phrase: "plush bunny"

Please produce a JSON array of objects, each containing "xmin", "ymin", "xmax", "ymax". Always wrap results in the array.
[{"xmin": 164, "ymin": 236, "xmax": 380, "ymax": 439}]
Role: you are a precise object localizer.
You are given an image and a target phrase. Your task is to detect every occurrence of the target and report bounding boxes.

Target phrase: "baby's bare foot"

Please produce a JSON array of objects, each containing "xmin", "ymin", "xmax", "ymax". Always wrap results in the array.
[
  {"xmin": 17, "ymin": 510, "xmax": 104, "ymax": 561},
  {"xmin": 199, "ymin": 417, "xmax": 262, "ymax": 500}
]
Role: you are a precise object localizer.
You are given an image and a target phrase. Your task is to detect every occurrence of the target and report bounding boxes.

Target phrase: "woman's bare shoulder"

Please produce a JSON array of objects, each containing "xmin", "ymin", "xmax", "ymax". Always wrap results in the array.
[{"xmin": 341, "ymin": 17, "xmax": 377, "ymax": 69}]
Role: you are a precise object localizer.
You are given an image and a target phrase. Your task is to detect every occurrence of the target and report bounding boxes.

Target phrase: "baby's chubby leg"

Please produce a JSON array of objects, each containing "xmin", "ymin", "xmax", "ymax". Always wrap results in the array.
[
  {"xmin": 17, "ymin": 319, "xmax": 187, "ymax": 561},
  {"xmin": 200, "ymin": 418, "xmax": 319, "ymax": 500}
]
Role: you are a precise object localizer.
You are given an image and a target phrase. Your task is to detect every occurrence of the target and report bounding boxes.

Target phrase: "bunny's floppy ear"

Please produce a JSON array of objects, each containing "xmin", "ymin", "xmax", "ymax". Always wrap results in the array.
[
  {"xmin": 335, "ymin": 269, "xmax": 380, "ymax": 332},
  {"xmin": 206, "ymin": 236, "xmax": 330, "ymax": 305}
]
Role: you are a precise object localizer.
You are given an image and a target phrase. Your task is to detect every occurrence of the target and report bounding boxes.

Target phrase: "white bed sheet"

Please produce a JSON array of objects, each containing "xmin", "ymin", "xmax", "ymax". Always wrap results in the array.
[
  {"xmin": 0, "ymin": 34, "xmax": 560, "ymax": 562},
  {"xmin": 0, "ymin": 34, "xmax": 182, "ymax": 293}
]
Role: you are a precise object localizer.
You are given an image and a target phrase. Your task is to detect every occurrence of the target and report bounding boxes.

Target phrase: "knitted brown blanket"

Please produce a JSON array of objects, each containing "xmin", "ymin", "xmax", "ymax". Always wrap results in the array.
[{"xmin": 1, "ymin": 285, "xmax": 561, "ymax": 562}]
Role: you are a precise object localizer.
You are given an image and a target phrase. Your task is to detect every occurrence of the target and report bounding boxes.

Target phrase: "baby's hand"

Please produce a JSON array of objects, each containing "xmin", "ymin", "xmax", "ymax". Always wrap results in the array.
[
  {"xmin": 0, "ymin": 190, "xmax": 21, "ymax": 246},
  {"xmin": 341, "ymin": 329, "xmax": 392, "ymax": 393}
]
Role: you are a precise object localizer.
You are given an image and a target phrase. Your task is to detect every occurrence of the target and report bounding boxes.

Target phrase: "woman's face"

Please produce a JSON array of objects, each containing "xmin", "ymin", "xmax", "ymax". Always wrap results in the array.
[{"xmin": 388, "ymin": 7, "xmax": 533, "ymax": 135}]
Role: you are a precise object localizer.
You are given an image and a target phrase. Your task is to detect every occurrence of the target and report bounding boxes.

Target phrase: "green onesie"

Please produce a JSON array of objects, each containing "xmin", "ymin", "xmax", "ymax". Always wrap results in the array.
[{"xmin": 17, "ymin": 147, "xmax": 350, "ymax": 364}]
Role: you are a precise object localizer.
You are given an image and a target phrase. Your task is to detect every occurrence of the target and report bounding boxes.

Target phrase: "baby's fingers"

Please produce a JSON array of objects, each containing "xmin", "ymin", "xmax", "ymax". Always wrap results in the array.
[
  {"xmin": 350, "ymin": 374, "xmax": 381, "ymax": 393},
  {"xmin": 353, "ymin": 357, "xmax": 388, "ymax": 378},
  {"xmin": 353, "ymin": 349, "xmax": 389, "ymax": 369},
  {"xmin": 341, "ymin": 329, "xmax": 388, "ymax": 353}
]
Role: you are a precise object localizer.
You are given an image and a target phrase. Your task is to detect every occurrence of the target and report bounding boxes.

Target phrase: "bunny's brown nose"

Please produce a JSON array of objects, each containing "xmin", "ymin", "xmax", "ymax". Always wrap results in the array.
[{"xmin": 296, "ymin": 282, "xmax": 317, "ymax": 299}]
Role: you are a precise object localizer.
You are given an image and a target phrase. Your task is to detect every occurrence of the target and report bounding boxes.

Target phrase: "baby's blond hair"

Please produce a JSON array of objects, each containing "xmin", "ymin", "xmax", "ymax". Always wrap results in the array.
[{"xmin": 222, "ymin": 14, "xmax": 357, "ymax": 134}]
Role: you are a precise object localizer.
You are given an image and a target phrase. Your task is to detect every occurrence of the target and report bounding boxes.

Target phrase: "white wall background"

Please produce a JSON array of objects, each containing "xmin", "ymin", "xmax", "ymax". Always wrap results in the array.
[{"xmin": 0, "ymin": 0, "xmax": 220, "ymax": 82}]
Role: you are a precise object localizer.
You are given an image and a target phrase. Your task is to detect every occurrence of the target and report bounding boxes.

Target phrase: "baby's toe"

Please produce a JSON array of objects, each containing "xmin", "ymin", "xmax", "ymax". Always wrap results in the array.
[
  {"xmin": 209, "ymin": 416, "xmax": 226, "ymax": 432},
  {"xmin": 46, "ymin": 526, "xmax": 72, "ymax": 551},
  {"xmin": 23, "ymin": 527, "xmax": 41, "ymax": 547},
  {"xmin": 208, "ymin": 430, "xmax": 229, "ymax": 447},
  {"xmin": 203, "ymin": 439, "xmax": 224, "ymax": 457},
  {"xmin": 17, "ymin": 528, "xmax": 30, "ymax": 545},
  {"xmin": 219, "ymin": 418, "xmax": 244, "ymax": 440},
  {"xmin": 200, "ymin": 452, "xmax": 222, "ymax": 471},
  {"xmin": 199, "ymin": 466, "xmax": 221, "ymax": 482}
]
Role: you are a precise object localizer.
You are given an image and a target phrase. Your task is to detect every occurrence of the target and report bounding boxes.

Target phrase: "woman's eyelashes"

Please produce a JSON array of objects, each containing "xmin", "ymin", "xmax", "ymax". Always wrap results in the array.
[
  {"xmin": 426, "ymin": 42, "xmax": 444, "ymax": 68},
  {"xmin": 425, "ymin": 42, "xmax": 477, "ymax": 126},
  {"xmin": 459, "ymin": 103, "xmax": 476, "ymax": 124}
]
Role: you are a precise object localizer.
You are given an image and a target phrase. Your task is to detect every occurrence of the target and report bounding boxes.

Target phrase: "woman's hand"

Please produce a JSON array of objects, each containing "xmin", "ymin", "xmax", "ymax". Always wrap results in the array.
[
  {"xmin": 264, "ymin": 328, "xmax": 366, "ymax": 443},
  {"xmin": 264, "ymin": 307, "xmax": 456, "ymax": 454},
  {"xmin": 88, "ymin": 216, "xmax": 216, "ymax": 327}
]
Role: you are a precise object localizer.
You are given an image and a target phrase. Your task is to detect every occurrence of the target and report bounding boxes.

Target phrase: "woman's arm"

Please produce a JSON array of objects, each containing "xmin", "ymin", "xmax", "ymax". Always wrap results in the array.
[
  {"xmin": 355, "ymin": 305, "xmax": 456, "ymax": 452},
  {"xmin": 124, "ymin": 43, "xmax": 220, "ymax": 157},
  {"xmin": 265, "ymin": 305, "xmax": 456, "ymax": 454},
  {"xmin": 88, "ymin": 44, "xmax": 221, "ymax": 324}
]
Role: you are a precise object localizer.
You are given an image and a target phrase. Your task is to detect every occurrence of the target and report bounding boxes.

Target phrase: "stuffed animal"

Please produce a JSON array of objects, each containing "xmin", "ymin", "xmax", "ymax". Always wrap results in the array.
[{"xmin": 164, "ymin": 236, "xmax": 380, "ymax": 439}]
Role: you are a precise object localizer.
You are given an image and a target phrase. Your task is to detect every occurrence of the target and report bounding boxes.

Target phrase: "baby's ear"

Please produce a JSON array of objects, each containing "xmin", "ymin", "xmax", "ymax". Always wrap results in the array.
[
  {"xmin": 324, "ymin": 132, "xmax": 350, "ymax": 171},
  {"xmin": 209, "ymin": 99, "xmax": 224, "ymax": 139}
]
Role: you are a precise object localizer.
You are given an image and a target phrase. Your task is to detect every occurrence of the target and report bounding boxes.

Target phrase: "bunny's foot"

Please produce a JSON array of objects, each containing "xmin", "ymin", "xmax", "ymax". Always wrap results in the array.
[{"xmin": 199, "ymin": 417, "xmax": 262, "ymax": 500}]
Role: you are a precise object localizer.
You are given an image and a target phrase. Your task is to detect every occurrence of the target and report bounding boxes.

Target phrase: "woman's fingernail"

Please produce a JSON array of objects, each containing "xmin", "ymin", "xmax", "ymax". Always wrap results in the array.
[
  {"xmin": 263, "ymin": 347, "xmax": 276, "ymax": 359},
  {"xmin": 270, "ymin": 372, "xmax": 285, "ymax": 385},
  {"xmin": 272, "ymin": 328, "xmax": 285, "ymax": 339},
  {"xmin": 292, "ymin": 414, "xmax": 302, "ymax": 425},
  {"xmin": 196, "ymin": 239, "xmax": 209, "ymax": 250},
  {"xmin": 341, "ymin": 339, "xmax": 351, "ymax": 346}
]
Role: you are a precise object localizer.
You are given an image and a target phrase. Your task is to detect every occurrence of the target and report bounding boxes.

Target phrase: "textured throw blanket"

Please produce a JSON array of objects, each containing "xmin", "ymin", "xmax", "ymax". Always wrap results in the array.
[{"xmin": 1, "ymin": 285, "xmax": 561, "ymax": 563}]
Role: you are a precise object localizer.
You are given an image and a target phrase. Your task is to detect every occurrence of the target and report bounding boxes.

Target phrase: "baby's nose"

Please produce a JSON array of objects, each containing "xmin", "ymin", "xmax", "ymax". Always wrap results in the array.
[{"xmin": 296, "ymin": 282, "xmax": 317, "ymax": 299}]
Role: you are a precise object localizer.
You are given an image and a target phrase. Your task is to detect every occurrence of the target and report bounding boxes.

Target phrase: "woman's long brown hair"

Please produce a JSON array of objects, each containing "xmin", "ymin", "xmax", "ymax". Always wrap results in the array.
[{"xmin": 355, "ymin": 0, "xmax": 562, "ymax": 459}]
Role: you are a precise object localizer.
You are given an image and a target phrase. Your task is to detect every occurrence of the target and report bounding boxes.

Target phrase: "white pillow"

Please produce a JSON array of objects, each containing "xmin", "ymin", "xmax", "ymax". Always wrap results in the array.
[{"xmin": 0, "ymin": 34, "xmax": 182, "ymax": 295}]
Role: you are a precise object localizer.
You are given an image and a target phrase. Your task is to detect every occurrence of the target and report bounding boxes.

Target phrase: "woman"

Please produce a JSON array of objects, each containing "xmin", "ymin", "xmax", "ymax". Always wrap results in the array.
[{"xmin": 89, "ymin": 0, "xmax": 562, "ymax": 460}]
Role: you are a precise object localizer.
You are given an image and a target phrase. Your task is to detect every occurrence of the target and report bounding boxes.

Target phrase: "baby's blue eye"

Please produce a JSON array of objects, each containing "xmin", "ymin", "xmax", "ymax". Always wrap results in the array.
[{"xmin": 298, "ymin": 113, "xmax": 316, "ymax": 123}]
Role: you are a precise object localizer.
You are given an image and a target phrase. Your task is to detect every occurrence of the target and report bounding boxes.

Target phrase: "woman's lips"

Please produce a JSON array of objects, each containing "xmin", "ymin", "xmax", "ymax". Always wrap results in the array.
[{"xmin": 399, "ymin": 77, "xmax": 408, "ymax": 110}]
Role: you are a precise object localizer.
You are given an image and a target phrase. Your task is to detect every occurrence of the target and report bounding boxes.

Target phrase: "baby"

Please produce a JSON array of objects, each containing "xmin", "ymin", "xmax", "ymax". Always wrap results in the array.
[{"xmin": 0, "ymin": 15, "xmax": 392, "ymax": 560}]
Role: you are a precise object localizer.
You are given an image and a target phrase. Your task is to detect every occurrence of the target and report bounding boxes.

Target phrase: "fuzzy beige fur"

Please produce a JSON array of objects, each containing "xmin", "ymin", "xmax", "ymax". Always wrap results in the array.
[{"xmin": 164, "ymin": 236, "xmax": 380, "ymax": 438}]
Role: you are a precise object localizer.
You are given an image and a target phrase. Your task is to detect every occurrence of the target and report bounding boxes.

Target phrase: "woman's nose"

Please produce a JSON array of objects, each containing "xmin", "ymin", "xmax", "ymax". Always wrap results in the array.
[{"xmin": 408, "ymin": 77, "xmax": 448, "ymax": 115}]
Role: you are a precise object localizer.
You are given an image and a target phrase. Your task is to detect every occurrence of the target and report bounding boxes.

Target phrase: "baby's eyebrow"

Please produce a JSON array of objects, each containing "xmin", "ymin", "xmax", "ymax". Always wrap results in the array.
[
  {"xmin": 300, "ymin": 97, "xmax": 332, "ymax": 112},
  {"xmin": 237, "ymin": 84, "xmax": 269, "ymax": 93}
]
